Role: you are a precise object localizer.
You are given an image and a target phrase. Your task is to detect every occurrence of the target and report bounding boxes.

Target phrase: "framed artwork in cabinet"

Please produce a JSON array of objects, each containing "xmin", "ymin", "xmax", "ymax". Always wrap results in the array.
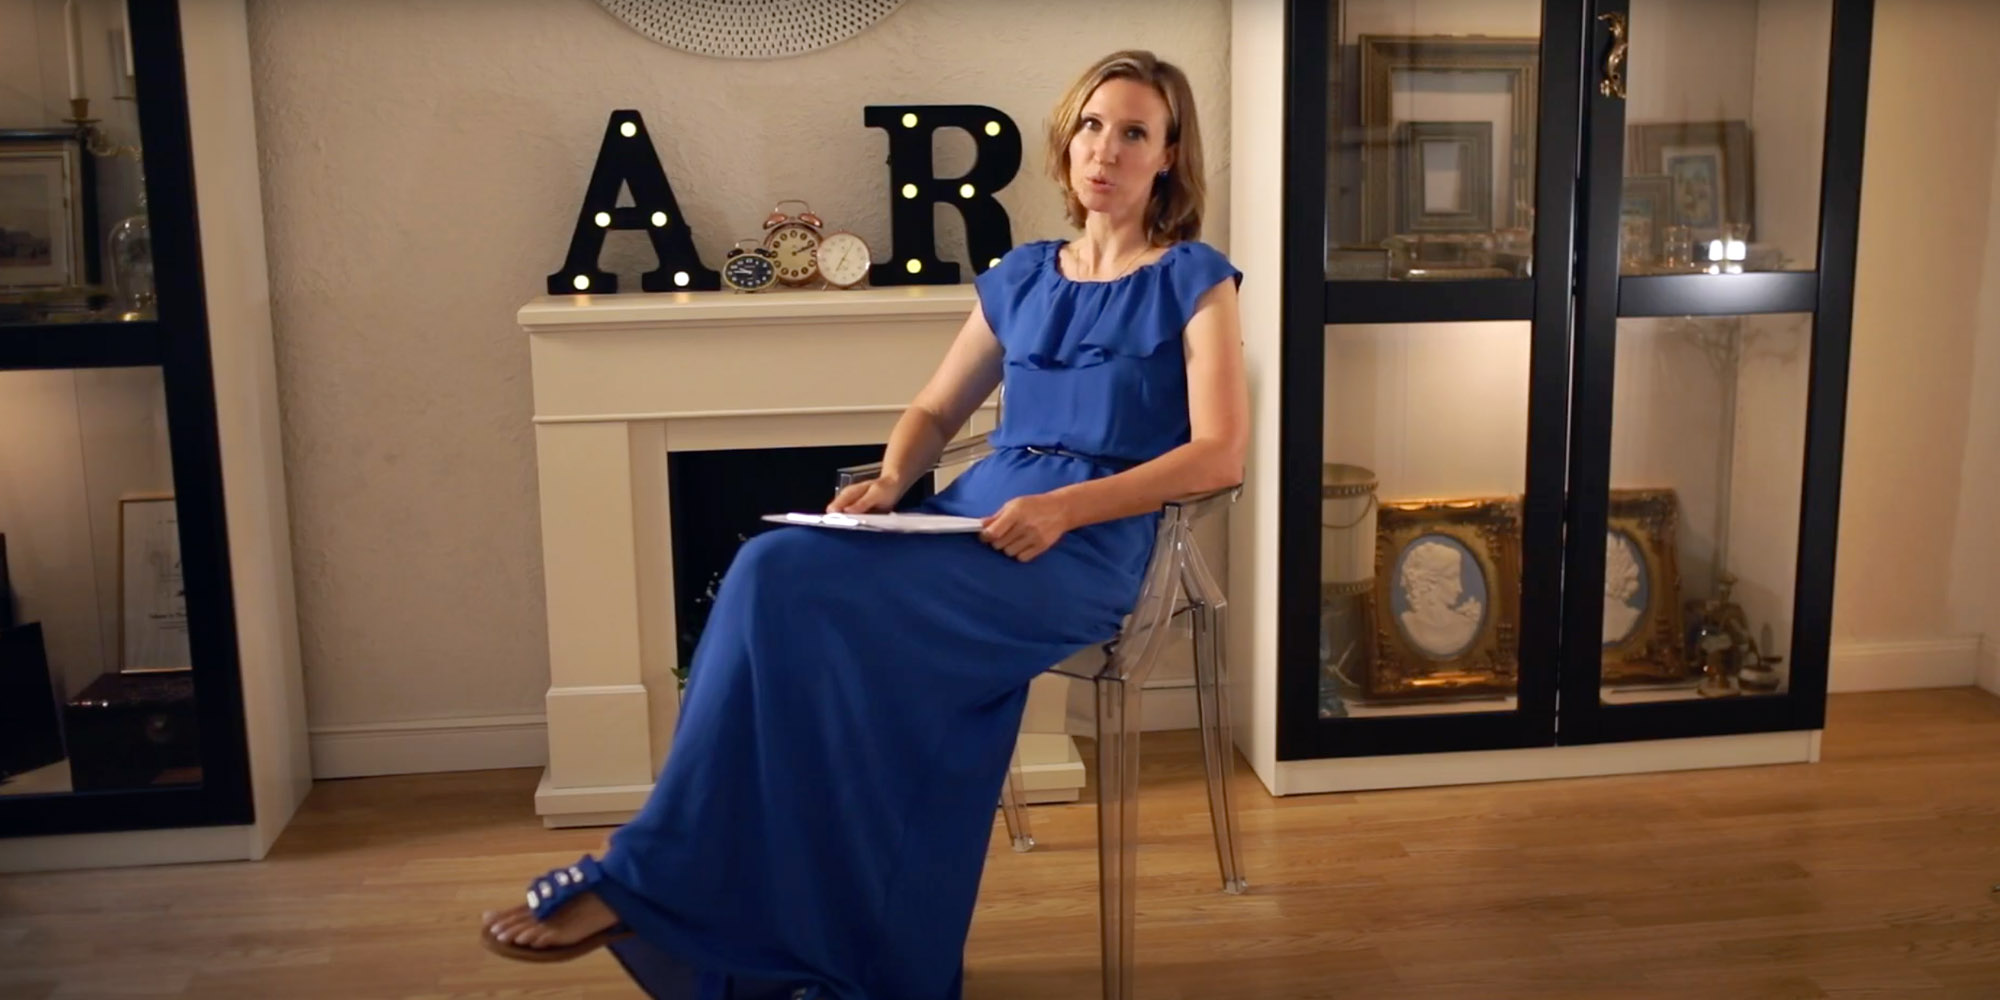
[
  {"xmin": 1366, "ymin": 496, "xmax": 1523, "ymax": 700},
  {"xmin": 1601, "ymin": 489, "xmax": 1690, "ymax": 686}
]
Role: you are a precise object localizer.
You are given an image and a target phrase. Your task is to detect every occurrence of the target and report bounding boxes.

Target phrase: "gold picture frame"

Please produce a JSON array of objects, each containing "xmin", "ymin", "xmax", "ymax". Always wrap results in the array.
[
  {"xmin": 1602, "ymin": 488, "xmax": 1689, "ymax": 684},
  {"xmin": 1366, "ymin": 496, "xmax": 1522, "ymax": 699}
]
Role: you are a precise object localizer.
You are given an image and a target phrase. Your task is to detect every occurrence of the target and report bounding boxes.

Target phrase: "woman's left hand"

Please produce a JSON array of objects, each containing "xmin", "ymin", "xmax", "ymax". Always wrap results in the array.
[{"xmin": 980, "ymin": 493, "xmax": 1075, "ymax": 562}]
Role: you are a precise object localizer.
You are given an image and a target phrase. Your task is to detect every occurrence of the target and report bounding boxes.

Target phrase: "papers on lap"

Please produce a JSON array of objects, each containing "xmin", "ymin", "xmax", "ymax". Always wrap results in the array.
[{"xmin": 763, "ymin": 512, "xmax": 986, "ymax": 534}]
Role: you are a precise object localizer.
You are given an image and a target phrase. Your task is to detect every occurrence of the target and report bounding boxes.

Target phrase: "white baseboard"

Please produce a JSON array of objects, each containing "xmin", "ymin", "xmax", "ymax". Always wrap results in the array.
[
  {"xmin": 1270, "ymin": 730, "xmax": 1817, "ymax": 795},
  {"xmin": 0, "ymin": 824, "xmax": 260, "ymax": 873},
  {"xmin": 312, "ymin": 689, "xmax": 1197, "ymax": 781},
  {"xmin": 309, "ymin": 713, "xmax": 547, "ymax": 778},
  {"xmin": 1141, "ymin": 685, "xmax": 1200, "ymax": 731},
  {"xmin": 1828, "ymin": 637, "xmax": 1983, "ymax": 692}
]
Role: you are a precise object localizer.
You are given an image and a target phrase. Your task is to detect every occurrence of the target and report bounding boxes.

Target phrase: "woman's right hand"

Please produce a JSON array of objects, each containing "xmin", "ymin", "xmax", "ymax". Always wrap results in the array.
[{"xmin": 827, "ymin": 477, "xmax": 903, "ymax": 514}]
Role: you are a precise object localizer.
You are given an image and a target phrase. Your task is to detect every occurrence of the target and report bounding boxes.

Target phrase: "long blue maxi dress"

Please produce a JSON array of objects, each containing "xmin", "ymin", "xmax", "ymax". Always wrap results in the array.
[{"xmin": 590, "ymin": 239, "xmax": 1241, "ymax": 999}]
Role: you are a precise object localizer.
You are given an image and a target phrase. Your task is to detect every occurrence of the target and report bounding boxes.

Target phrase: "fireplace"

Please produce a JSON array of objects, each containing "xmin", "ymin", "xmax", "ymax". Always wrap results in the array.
[
  {"xmin": 666, "ymin": 445, "xmax": 936, "ymax": 680},
  {"xmin": 517, "ymin": 286, "xmax": 1075, "ymax": 827}
]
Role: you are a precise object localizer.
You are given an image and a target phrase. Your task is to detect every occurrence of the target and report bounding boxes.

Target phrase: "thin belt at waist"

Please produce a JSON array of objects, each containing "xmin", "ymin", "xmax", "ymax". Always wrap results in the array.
[{"xmin": 1016, "ymin": 444, "xmax": 1141, "ymax": 472}]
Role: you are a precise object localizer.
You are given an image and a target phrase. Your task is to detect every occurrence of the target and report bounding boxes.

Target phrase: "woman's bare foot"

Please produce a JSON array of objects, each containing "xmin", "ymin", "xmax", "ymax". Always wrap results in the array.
[{"xmin": 482, "ymin": 890, "xmax": 620, "ymax": 950}]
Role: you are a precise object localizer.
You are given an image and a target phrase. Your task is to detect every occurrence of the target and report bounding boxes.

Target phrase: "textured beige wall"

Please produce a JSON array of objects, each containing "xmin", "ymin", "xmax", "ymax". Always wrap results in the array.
[
  {"xmin": 1839, "ymin": 0, "xmax": 1999, "ymax": 643},
  {"xmin": 243, "ymin": 0, "xmax": 1233, "ymax": 731}
]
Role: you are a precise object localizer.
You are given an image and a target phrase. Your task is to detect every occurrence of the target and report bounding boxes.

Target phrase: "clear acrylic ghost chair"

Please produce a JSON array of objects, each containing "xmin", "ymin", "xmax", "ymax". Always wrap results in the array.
[{"xmin": 838, "ymin": 434, "xmax": 1246, "ymax": 1000}]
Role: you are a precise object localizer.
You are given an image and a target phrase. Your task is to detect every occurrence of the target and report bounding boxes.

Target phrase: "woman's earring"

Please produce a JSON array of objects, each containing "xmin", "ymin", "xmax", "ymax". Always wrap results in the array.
[{"xmin": 1157, "ymin": 169, "xmax": 1170, "ymax": 180}]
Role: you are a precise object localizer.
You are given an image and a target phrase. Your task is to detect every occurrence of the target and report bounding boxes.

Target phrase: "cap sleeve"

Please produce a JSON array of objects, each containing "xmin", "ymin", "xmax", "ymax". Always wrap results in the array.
[
  {"xmin": 972, "ymin": 241, "xmax": 1053, "ymax": 346},
  {"xmin": 1164, "ymin": 242, "xmax": 1243, "ymax": 328}
]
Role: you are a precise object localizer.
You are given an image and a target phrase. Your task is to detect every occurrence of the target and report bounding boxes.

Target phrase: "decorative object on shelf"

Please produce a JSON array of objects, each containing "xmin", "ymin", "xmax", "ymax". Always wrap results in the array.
[
  {"xmin": 1627, "ymin": 120, "xmax": 1754, "ymax": 241},
  {"xmin": 118, "ymin": 495, "xmax": 190, "ymax": 675},
  {"xmin": 1395, "ymin": 121, "xmax": 1493, "ymax": 234},
  {"xmin": 1325, "ymin": 245, "xmax": 1389, "ymax": 280},
  {"xmin": 1317, "ymin": 464, "xmax": 1379, "ymax": 716},
  {"xmin": 0, "ymin": 128, "xmax": 96, "ymax": 290},
  {"xmin": 1690, "ymin": 610, "xmax": 1740, "ymax": 698},
  {"xmin": 593, "ymin": 0, "xmax": 906, "ymax": 60},
  {"xmin": 107, "ymin": 163, "xmax": 153, "ymax": 319},
  {"xmin": 760, "ymin": 199, "xmax": 823, "ymax": 285},
  {"xmin": 1385, "ymin": 232, "xmax": 1507, "ymax": 280},
  {"xmin": 1740, "ymin": 622, "xmax": 1785, "ymax": 693},
  {"xmin": 1619, "ymin": 173, "xmax": 1673, "ymax": 270},
  {"xmin": 720, "ymin": 240, "xmax": 780, "ymax": 292},
  {"xmin": 1365, "ymin": 496, "xmax": 1523, "ymax": 700},
  {"xmin": 55, "ymin": 86, "xmax": 152, "ymax": 318},
  {"xmin": 815, "ymin": 230, "xmax": 872, "ymax": 289},
  {"xmin": 1317, "ymin": 583, "xmax": 1367, "ymax": 719},
  {"xmin": 1320, "ymin": 463, "xmax": 1379, "ymax": 596},
  {"xmin": 62, "ymin": 670, "xmax": 200, "ymax": 792},
  {"xmin": 547, "ymin": 110, "xmax": 719, "ymax": 295},
  {"xmin": 863, "ymin": 104, "xmax": 1020, "ymax": 286},
  {"xmin": 1359, "ymin": 35, "xmax": 1539, "ymax": 245},
  {"xmin": 0, "ymin": 623, "xmax": 65, "ymax": 782},
  {"xmin": 1683, "ymin": 574, "xmax": 1784, "ymax": 697},
  {"xmin": 1698, "ymin": 222, "xmax": 1754, "ymax": 274},
  {"xmin": 1601, "ymin": 488, "xmax": 1689, "ymax": 685}
]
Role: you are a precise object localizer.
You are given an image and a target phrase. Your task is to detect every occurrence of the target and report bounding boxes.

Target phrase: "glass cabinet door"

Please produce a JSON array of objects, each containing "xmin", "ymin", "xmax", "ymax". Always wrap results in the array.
[
  {"xmin": 1317, "ymin": 320, "xmax": 1538, "ymax": 721},
  {"xmin": 0, "ymin": 367, "xmax": 209, "ymax": 798},
  {"xmin": 1285, "ymin": 0, "xmax": 1583, "ymax": 759},
  {"xmin": 1556, "ymin": 0, "xmax": 1868, "ymax": 745},
  {"xmin": 1285, "ymin": 0, "xmax": 1868, "ymax": 759},
  {"xmin": 1615, "ymin": 0, "xmax": 1832, "ymax": 277},
  {"xmin": 1324, "ymin": 0, "xmax": 1549, "ymax": 284},
  {"xmin": 1595, "ymin": 312, "xmax": 1813, "ymax": 707}
]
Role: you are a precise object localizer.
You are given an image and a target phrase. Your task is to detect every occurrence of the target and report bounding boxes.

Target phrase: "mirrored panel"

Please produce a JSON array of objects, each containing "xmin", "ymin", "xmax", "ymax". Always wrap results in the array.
[
  {"xmin": 0, "ymin": 366, "xmax": 202, "ymax": 797},
  {"xmin": 1599, "ymin": 313, "xmax": 1811, "ymax": 704},
  {"xmin": 1616, "ymin": 0, "xmax": 1832, "ymax": 275},
  {"xmin": 1325, "ymin": 0, "xmax": 1546, "ymax": 281},
  {"xmin": 1319, "ymin": 321, "xmax": 1532, "ymax": 718},
  {"xmin": 1, "ymin": 0, "xmax": 156, "ymax": 326}
]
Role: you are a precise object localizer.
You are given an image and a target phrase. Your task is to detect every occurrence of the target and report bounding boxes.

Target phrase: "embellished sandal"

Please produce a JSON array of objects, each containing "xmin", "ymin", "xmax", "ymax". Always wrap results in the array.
[{"xmin": 479, "ymin": 855, "xmax": 636, "ymax": 963}]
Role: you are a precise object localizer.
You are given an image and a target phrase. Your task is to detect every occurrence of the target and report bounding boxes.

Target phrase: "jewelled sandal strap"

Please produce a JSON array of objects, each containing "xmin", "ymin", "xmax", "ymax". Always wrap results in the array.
[{"xmin": 525, "ymin": 854, "xmax": 605, "ymax": 922}]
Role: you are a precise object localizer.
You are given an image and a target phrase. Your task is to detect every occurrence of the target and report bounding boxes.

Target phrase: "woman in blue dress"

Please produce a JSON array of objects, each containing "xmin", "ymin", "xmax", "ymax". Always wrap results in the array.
[{"xmin": 480, "ymin": 49, "xmax": 1248, "ymax": 999}]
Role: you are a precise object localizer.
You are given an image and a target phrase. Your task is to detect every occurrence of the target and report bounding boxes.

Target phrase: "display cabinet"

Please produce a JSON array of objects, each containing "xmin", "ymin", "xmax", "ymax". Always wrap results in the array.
[
  {"xmin": 1233, "ymin": 0, "xmax": 1872, "ymax": 792},
  {"xmin": 0, "ymin": 0, "xmax": 307, "ymax": 866}
]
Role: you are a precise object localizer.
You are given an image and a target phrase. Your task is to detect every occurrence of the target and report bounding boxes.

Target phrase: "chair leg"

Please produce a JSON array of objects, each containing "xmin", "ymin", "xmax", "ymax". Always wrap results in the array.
[
  {"xmin": 1095, "ymin": 676, "xmax": 1143, "ymax": 1000},
  {"xmin": 1191, "ymin": 599, "xmax": 1248, "ymax": 895},
  {"xmin": 999, "ymin": 744, "xmax": 1035, "ymax": 852}
]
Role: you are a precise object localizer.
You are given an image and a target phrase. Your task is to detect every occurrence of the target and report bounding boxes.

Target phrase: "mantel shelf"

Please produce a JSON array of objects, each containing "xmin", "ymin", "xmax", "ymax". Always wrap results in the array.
[{"xmin": 518, "ymin": 284, "xmax": 979, "ymax": 331}]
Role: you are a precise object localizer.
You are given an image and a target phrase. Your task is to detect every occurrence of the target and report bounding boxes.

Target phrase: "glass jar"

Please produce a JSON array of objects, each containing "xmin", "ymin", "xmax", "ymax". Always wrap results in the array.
[{"xmin": 108, "ymin": 185, "xmax": 155, "ymax": 321}]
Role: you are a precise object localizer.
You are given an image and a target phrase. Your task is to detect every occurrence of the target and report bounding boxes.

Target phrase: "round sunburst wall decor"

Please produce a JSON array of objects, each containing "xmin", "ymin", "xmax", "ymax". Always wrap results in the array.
[{"xmin": 595, "ymin": 0, "xmax": 907, "ymax": 60}]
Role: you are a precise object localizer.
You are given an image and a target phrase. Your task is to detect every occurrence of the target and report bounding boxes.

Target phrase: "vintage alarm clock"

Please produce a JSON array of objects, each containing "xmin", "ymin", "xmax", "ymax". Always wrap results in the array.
[
  {"xmin": 814, "ymin": 231, "xmax": 873, "ymax": 290},
  {"xmin": 721, "ymin": 241, "xmax": 780, "ymax": 293},
  {"xmin": 760, "ymin": 199, "xmax": 824, "ymax": 286}
]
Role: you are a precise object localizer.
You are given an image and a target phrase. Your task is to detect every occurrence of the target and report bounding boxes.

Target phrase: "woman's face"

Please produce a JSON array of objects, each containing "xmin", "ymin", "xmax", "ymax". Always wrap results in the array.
[{"xmin": 1067, "ymin": 77, "xmax": 1174, "ymax": 221}]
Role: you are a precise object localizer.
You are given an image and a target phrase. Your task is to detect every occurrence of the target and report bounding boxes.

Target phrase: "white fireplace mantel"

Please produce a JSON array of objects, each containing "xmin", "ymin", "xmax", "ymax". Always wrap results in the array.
[{"xmin": 518, "ymin": 285, "xmax": 1080, "ymax": 827}]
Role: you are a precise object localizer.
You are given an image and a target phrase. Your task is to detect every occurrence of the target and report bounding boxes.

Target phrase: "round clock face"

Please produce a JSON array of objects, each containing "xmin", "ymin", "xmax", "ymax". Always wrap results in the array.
[
  {"xmin": 763, "ymin": 223, "xmax": 821, "ymax": 285},
  {"xmin": 816, "ymin": 232, "xmax": 872, "ymax": 289},
  {"xmin": 722, "ymin": 250, "xmax": 778, "ymax": 292}
]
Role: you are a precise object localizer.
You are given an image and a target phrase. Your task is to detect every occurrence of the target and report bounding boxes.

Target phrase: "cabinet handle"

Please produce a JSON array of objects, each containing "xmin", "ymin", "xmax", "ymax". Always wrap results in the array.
[{"xmin": 1599, "ymin": 12, "xmax": 1629, "ymax": 99}]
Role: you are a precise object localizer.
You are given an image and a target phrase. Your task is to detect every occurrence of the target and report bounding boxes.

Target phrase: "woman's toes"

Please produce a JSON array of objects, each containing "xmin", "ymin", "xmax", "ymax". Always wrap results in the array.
[{"xmin": 493, "ymin": 912, "xmax": 533, "ymax": 942}]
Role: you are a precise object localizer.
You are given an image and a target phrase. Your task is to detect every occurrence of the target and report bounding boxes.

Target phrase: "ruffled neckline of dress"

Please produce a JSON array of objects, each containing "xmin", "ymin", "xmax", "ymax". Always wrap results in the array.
[{"xmin": 1038, "ymin": 238, "xmax": 1196, "ymax": 286}]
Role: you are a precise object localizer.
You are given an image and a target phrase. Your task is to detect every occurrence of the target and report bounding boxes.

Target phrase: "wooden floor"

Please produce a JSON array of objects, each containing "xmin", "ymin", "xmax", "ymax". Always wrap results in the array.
[{"xmin": 2, "ymin": 688, "xmax": 1997, "ymax": 999}]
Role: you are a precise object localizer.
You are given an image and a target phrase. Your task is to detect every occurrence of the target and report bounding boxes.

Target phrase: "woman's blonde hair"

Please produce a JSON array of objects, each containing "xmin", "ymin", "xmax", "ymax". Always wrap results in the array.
[{"xmin": 1045, "ymin": 50, "xmax": 1206, "ymax": 246}]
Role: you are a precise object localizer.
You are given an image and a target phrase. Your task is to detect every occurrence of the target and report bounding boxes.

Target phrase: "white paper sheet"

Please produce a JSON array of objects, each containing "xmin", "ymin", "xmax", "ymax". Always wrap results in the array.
[{"xmin": 762, "ymin": 512, "xmax": 986, "ymax": 534}]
